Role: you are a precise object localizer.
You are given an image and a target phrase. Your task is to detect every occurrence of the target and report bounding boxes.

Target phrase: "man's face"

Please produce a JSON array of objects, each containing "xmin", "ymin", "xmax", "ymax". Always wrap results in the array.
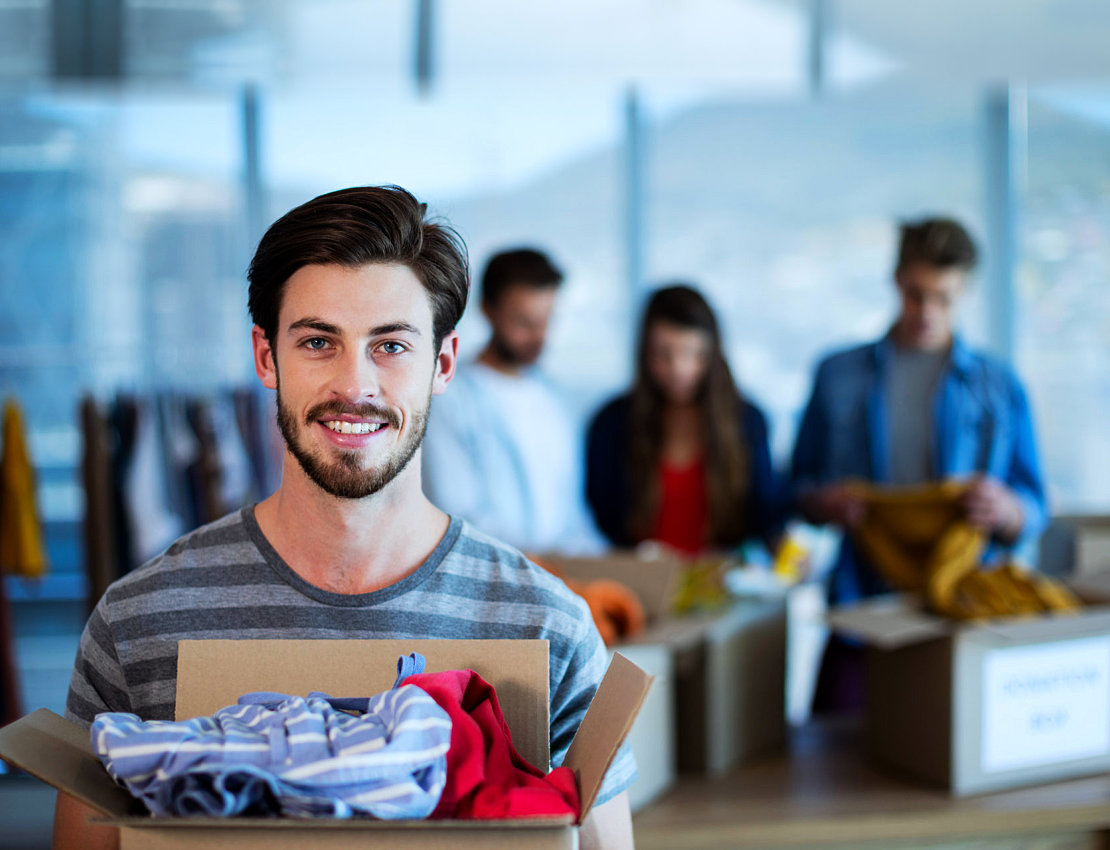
[
  {"xmin": 482, "ymin": 284, "xmax": 557, "ymax": 367},
  {"xmin": 252, "ymin": 262, "xmax": 456, "ymax": 500},
  {"xmin": 894, "ymin": 262, "xmax": 967, "ymax": 351}
]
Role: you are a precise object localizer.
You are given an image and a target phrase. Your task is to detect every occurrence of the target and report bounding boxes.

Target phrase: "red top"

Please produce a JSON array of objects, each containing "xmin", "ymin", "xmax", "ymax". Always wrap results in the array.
[{"xmin": 650, "ymin": 458, "xmax": 709, "ymax": 555}]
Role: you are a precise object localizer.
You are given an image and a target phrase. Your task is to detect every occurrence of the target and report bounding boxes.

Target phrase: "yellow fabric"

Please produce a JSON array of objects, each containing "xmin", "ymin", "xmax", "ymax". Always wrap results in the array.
[
  {"xmin": 847, "ymin": 481, "xmax": 1077, "ymax": 620},
  {"xmin": 0, "ymin": 399, "xmax": 48, "ymax": 578},
  {"xmin": 848, "ymin": 480, "xmax": 982, "ymax": 596},
  {"xmin": 670, "ymin": 558, "xmax": 730, "ymax": 615}
]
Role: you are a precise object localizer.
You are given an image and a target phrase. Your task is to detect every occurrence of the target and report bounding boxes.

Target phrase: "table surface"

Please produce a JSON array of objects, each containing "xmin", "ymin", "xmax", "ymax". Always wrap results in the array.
[{"xmin": 631, "ymin": 720, "xmax": 1110, "ymax": 849}]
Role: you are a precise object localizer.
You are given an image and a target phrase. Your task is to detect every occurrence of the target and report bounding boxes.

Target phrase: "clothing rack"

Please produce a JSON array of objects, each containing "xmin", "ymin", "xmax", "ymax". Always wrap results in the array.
[{"xmin": 80, "ymin": 386, "xmax": 283, "ymax": 611}]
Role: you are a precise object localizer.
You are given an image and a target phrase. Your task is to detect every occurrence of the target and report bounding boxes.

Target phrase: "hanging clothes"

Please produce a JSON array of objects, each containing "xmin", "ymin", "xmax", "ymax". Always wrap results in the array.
[
  {"xmin": 124, "ymin": 398, "xmax": 184, "ymax": 564},
  {"xmin": 80, "ymin": 396, "xmax": 119, "ymax": 612},
  {"xmin": 0, "ymin": 397, "xmax": 46, "ymax": 729},
  {"xmin": 0, "ymin": 398, "xmax": 47, "ymax": 578}
]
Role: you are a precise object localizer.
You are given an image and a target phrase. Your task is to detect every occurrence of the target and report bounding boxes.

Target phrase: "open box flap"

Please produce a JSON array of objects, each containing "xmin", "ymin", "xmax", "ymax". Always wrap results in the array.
[
  {"xmin": 0, "ymin": 708, "xmax": 143, "ymax": 818},
  {"xmin": 561, "ymin": 652, "xmax": 654, "ymax": 822},
  {"xmin": 826, "ymin": 594, "xmax": 949, "ymax": 649},
  {"xmin": 829, "ymin": 593, "xmax": 1110, "ymax": 649},
  {"xmin": 971, "ymin": 606, "xmax": 1110, "ymax": 642}
]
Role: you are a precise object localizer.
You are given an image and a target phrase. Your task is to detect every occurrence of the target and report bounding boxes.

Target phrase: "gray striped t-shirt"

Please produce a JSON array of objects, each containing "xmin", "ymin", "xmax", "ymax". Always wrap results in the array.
[{"xmin": 66, "ymin": 507, "xmax": 635, "ymax": 805}]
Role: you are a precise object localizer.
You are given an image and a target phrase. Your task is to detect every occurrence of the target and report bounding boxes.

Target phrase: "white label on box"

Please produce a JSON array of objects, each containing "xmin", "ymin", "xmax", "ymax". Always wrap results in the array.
[{"xmin": 981, "ymin": 635, "xmax": 1110, "ymax": 774}]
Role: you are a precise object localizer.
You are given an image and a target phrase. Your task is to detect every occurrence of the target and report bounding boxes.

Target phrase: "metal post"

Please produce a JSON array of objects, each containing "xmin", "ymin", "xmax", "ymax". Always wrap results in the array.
[
  {"xmin": 415, "ymin": 0, "xmax": 434, "ymax": 95},
  {"xmin": 51, "ymin": 0, "xmax": 123, "ymax": 80},
  {"xmin": 809, "ymin": 0, "xmax": 828, "ymax": 98},
  {"xmin": 242, "ymin": 84, "xmax": 265, "ymax": 253},
  {"xmin": 983, "ymin": 86, "xmax": 1024, "ymax": 364},
  {"xmin": 625, "ymin": 87, "xmax": 645, "ymax": 301}
]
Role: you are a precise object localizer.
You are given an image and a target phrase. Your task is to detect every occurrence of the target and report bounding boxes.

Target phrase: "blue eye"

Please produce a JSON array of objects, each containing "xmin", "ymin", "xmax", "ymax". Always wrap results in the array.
[
  {"xmin": 305, "ymin": 337, "xmax": 329, "ymax": 350},
  {"xmin": 380, "ymin": 341, "xmax": 405, "ymax": 354}
]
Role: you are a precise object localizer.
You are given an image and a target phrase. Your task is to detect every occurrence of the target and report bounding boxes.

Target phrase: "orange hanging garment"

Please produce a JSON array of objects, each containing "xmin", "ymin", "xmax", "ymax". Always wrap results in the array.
[{"xmin": 0, "ymin": 399, "xmax": 48, "ymax": 578}]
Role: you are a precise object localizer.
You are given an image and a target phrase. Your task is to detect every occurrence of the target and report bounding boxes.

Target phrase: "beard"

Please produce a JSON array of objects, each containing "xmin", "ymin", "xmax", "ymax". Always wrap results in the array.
[
  {"xmin": 490, "ymin": 332, "xmax": 542, "ymax": 367},
  {"xmin": 275, "ymin": 381, "xmax": 430, "ymax": 500}
]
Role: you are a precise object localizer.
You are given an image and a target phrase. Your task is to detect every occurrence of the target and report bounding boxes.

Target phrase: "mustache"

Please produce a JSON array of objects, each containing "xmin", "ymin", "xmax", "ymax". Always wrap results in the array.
[{"xmin": 306, "ymin": 401, "xmax": 402, "ymax": 429}]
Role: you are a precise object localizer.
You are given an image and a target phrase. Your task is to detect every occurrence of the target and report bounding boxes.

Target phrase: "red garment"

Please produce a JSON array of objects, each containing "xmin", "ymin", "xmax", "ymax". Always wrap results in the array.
[
  {"xmin": 402, "ymin": 669, "xmax": 580, "ymax": 820},
  {"xmin": 650, "ymin": 458, "xmax": 709, "ymax": 555}
]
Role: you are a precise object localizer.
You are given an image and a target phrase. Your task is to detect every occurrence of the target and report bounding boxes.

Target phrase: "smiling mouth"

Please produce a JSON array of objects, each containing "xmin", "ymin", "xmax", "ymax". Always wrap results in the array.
[{"xmin": 321, "ymin": 420, "xmax": 387, "ymax": 435}]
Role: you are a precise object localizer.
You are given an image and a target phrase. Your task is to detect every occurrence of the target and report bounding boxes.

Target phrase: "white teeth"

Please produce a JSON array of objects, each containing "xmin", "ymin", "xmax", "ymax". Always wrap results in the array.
[{"xmin": 323, "ymin": 421, "xmax": 384, "ymax": 435}]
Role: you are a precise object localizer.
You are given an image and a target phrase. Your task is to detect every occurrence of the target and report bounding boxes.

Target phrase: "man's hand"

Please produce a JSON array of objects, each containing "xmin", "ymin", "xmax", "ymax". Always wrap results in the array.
[
  {"xmin": 53, "ymin": 791, "xmax": 118, "ymax": 850},
  {"xmin": 800, "ymin": 483, "xmax": 867, "ymax": 529},
  {"xmin": 961, "ymin": 475, "xmax": 1024, "ymax": 543}
]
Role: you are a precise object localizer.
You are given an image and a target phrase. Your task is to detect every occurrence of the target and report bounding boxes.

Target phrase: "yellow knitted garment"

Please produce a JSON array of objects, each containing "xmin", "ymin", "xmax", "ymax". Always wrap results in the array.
[
  {"xmin": 0, "ymin": 399, "xmax": 47, "ymax": 578},
  {"xmin": 848, "ymin": 481, "xmax": 1077, "ymax": 619}
]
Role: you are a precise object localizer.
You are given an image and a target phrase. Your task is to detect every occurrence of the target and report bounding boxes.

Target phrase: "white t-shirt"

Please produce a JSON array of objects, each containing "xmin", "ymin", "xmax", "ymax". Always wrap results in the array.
[{"xmin": 421, "ymin": 360, "xmax": 602, "ymax": 554}]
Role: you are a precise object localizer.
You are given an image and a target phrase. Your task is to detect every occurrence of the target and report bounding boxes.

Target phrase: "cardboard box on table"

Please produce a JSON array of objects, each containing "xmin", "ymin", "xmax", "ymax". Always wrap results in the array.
[
  {"xmin": 548, "ymin": 552, "xmax": 787, "ymax": 780},
  {"xmin": 546, "ymin": 552, "xmax": 679, "ymax": 808},
  {"xmin": 0, "ymin": 639, "xmax": 652, "ymax": 850},
  {"xmin": 829, "ymin": 595, "xmax": 1110, "ymax": 796}
]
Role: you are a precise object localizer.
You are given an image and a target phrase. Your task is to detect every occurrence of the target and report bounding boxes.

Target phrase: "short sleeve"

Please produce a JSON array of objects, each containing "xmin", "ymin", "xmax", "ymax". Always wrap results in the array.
[{"xmin": 64, "ymin": 596, "xmax": 132, "ymax": 728}]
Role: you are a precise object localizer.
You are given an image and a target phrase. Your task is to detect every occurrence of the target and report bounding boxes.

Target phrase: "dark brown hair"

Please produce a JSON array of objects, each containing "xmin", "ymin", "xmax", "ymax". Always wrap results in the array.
[
  {"xmin": 480, "ymin": 248, "xmax": 562, "ymax": 308},
  {"xmin": 627, "ymin": 285, "xmax": 750, "ymax": 546},
  {"xmin": 896, "ymin": 217, "xmax": 978, "ymax": 274},
  {"xmin": 248, "ymin": 185, "xmax": 469, "ymax": 350}
]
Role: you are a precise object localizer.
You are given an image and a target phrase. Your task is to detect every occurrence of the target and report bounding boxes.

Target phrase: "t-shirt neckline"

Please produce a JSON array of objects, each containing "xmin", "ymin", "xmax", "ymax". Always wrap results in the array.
[{"xmin": 239, "ymin": 505, "xmax": 462, "ymax": 608}]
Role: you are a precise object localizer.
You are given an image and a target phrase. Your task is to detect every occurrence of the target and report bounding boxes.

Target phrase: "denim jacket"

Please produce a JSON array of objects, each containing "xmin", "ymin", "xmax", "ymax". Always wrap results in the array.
[{"xmin": 790, "ymin": 333, "xmax": 1047, "ymax": 604}]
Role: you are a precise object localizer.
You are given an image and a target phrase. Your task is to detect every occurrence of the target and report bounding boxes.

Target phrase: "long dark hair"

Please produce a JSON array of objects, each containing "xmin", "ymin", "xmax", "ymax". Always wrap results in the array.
[{"xmin": 627, "ymin": 285, "xmax": 749, "ymax": 545}]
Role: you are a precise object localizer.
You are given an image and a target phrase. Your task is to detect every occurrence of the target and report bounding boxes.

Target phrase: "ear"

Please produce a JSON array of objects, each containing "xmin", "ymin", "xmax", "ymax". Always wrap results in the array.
[
  {"xmin": 431, "ymin": 330, "xmax": 460, "ymax": 396},
  {"xmin": 252, "ymin": 325, "xmax": 278, "ymax": 390}
]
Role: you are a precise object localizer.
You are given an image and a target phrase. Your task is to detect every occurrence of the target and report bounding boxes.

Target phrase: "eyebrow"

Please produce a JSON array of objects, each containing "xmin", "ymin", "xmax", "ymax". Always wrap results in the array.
[{"xmin": 286, "ymin": 318, "xmax": 422, "ymax": 337}]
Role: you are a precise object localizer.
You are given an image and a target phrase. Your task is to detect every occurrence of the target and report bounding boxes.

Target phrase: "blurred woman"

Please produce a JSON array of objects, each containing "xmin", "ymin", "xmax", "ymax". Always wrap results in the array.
[{"xmin": 586, "ymin": 285, "xmax": 783, "ymax": 556}]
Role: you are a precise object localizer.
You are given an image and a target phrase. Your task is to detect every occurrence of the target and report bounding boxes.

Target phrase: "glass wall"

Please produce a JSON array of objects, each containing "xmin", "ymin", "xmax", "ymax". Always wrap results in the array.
[
  {"xmin": 6, "ymin": 77, "xmax": 1110, "ymax": 587},
  {"xmin": 1020, "ymin": 88, "xmax": 1110, "ymax": 513},
  {"xmin": 0, "ymin": 90, "xmax": 244, "ymax": 588},
  {"xmin": 643, "ymin": 81, "xmax": 988, "ymax": 460}
]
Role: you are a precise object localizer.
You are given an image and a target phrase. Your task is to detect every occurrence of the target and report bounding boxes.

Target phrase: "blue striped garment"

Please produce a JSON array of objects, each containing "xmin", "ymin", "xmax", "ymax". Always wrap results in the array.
[{"xmin": 91, "ymin": 686, "xmax": 452, "ymax": 818}]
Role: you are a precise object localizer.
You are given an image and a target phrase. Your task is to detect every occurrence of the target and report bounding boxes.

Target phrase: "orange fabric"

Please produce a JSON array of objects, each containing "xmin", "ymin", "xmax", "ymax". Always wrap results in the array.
[{"xmin": 530, "ymin": 559, "xmax": 646, "ymax": 646}]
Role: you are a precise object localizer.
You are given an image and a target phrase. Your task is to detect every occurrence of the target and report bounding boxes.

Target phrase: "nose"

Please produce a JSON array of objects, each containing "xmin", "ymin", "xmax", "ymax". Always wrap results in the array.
[{"xmin": 331, "ymin": 345, "xmax": 379, "ymax": 403}]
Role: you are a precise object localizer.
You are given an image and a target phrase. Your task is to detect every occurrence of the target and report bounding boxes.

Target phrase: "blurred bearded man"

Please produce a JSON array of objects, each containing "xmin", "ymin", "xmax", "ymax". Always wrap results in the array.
[{"xmin": 422, "ymin": 248, "xmax": 602, "ymax": 554}]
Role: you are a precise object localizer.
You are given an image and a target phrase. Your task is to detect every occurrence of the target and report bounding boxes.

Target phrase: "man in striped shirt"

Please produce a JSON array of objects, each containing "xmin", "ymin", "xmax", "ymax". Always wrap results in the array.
[{"xmin": 56, "ymin": 186, "xmax": 635, "ymax": 849}]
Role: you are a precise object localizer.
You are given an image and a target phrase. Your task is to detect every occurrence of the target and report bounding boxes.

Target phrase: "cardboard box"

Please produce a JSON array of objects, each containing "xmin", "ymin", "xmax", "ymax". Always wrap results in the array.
[
  {"xmin": 1039, "ymin": 513, "xmax": 1110, "ymax": 576},
  {"xmin": 0, "ymin": 639, "xmax": 652, "ymax": 849},
  {"xmin": 829, "ymin": 595, "xmax": 1110, "ymax": 795},
  {"xmin": 545, "ymin": 550, "xmax": 682, "ymax": 626},
  {"xmin": 607, "ymin": 642, "xmax": 673, "ymax": 811},
  {"xmin": 543, "ymin": 552, "xmax": 680, "ymax": 805},
  {"xmin": 631, "ymin": 599, "xmax": 787, "ymax": 775},
  {"xmin": 547, "ymin": 552, "xmax": 787, "ymax": 777}
]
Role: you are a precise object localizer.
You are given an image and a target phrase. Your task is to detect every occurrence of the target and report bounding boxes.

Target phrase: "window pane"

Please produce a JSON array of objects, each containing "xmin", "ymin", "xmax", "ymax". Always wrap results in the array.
[
  {"xmin": 644, "ymin": 81, "xmax": 986, "ymax": 459},
  {"xmin": 1020, "ymin": 89, "xmax": 1110, "ymax": 511}
]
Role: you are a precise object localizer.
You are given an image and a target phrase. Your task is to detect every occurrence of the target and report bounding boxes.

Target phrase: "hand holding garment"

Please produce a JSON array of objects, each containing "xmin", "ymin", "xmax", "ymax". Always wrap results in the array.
[{"xmin": 849, "ymin": 481, "xmax": 1078, "ymax": 619}]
